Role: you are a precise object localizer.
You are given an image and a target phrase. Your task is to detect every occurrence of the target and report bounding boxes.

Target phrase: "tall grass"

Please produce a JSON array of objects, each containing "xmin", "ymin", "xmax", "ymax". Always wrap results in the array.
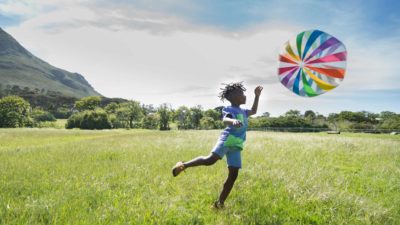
[{"xmin": 0, "ymin": 129, "xmax": 399, "ymax": 224}]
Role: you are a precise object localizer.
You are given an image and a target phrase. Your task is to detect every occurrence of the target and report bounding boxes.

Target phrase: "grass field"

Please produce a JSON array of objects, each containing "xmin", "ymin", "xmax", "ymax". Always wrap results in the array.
[{"xmin": 0, "ymin": 129, "xmax": 399, "ymax": 224}]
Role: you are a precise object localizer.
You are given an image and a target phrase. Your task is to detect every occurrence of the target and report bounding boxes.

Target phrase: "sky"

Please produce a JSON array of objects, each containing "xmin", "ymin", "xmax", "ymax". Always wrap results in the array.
[{"xmin": 1, "ymin": 0, "xmax": 400, "ymax": 116}]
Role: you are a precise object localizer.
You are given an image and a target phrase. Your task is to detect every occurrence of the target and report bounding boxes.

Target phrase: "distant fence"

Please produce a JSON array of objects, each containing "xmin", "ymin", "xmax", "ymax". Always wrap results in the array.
[{"xmin": 248, "ymin": 127, "xmax": 400, "ymax": 134}]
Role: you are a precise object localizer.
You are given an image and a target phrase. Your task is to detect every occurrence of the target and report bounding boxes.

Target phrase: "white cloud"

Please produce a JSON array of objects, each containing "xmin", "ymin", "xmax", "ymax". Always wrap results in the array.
[
  {"xmin": 3, "ymin": 1, "xmax": 400, "ymax": 116},
  {"xmin": 0, "ymin": 0, "xmax": 40, "ymax": 17}
]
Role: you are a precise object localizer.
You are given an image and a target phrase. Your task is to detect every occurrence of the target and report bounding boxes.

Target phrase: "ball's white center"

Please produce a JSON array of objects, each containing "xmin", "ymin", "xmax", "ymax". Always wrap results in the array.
[{"xmin": 299, "ymin": 61, "xmax": 305, "ymax": 68}]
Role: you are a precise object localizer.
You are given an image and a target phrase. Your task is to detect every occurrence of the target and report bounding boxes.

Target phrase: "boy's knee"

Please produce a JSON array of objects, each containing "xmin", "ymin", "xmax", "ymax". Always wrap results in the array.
[
  {"xmin": 203, "ymin": 155, "xmax": 219, "ymax": 165},
  {"xmin": 210, "ymin": 153, "xmax": 221, "ymax": 161},
  {"xmin": 205, "ymin": 153, "xmax": 220, "ymax": 165}
]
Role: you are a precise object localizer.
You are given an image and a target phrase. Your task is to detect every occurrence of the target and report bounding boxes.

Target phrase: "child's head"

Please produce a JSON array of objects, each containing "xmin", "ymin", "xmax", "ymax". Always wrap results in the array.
[{"xmin": 218, "ymin": 82, "xmax": 247, "ymax": 105}]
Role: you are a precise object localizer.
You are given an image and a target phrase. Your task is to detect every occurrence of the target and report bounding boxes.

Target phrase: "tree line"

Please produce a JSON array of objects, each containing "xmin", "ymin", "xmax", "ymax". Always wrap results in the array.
[
  {"xmin": 0, "ymin": 95, "xmax": 399, "ymax": 132},
  {"xmin": 64, "ymin": 96, "xmax": 225, "ymax": 130},
  {"xmin": 249, "ymin": 110, "xmax": 400, "ymax": 132}
]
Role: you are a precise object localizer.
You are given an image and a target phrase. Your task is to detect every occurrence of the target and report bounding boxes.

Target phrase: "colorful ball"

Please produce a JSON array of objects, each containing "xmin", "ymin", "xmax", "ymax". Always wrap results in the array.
[{"xmin": 278, "ymin": 30, "xmax": 347, "ymax": 97}]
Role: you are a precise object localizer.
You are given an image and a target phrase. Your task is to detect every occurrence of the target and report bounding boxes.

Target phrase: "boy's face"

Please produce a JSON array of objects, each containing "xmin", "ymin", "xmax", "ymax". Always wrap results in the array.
[{"xmin": 229, "ymin": 89, "xmax": 246, "ymax": 105}]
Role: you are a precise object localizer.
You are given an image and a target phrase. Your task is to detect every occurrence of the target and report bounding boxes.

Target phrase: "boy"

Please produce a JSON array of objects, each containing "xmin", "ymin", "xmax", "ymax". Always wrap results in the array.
[{"xmin": 172, "ymin": 82, "xmax": 263, "ymax": 208}]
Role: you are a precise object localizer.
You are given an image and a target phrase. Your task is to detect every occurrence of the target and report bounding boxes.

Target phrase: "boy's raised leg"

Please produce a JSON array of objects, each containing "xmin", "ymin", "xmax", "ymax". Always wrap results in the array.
[
  {"xmin": 183, "ymin": 153, "xmax": 220, "ymax": 168},
  {"xmin": 172, "ymin": 153, "xmax": 220, "ymax": 177}
]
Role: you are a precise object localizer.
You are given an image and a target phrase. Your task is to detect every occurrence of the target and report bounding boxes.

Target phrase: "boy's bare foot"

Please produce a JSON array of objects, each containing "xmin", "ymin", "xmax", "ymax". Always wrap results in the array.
[
  {"xmin": 213, "ymin": 200, "xmax": 225, "ymax": 209},
  {"xmin": 172, "ymin": 161, "xmax": 185, "ymax": 177}
]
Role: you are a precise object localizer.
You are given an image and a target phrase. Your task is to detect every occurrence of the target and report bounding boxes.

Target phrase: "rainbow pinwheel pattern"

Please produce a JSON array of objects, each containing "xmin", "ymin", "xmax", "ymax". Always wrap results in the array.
[{"xmin": 278, "ymin": 30, "xmax": 347, "ymax": 97}]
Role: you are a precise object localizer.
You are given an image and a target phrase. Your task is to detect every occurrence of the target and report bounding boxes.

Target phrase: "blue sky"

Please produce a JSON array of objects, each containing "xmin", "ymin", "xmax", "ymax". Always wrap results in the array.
[{"xmin": 1, "ymin": 0, "xmax": 399, "ymax": 116}]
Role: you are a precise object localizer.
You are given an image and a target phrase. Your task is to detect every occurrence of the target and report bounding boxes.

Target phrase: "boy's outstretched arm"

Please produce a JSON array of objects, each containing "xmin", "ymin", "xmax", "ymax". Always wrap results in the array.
[
  {"xmin": 248, "ymin": 86, "xmax": 263, "ymax": 116},
  {"xmin": 223, "ymin": 116, "xmax": 242, "ymax": 127}
]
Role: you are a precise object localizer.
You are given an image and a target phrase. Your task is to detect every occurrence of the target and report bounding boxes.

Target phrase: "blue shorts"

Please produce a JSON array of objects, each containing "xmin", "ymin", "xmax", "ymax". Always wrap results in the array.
[{"xmin": 211, "ymin": 144, "xmax": 242, "ymax": 168}]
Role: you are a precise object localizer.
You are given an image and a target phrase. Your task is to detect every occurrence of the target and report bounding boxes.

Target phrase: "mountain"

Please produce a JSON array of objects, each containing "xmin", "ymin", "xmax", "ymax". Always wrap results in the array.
[{"xmin": 0, "ymin": 27, "xmax": 102, "ymax": 98}]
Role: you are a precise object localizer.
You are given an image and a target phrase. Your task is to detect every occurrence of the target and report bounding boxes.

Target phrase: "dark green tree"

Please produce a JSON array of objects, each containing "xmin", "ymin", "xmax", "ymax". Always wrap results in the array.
[
  {"xmin": 204, "ymin": 109, "xmax": 221, "ymax": 121},
  {"xmin": 190, "ymin": 105, "xmax": 203, "ymax": 129},
  {"xmin": 142, "ymin": 104, "xmax": 156, "ymax": 116},
  {"xmin": 74, "ymin": 96, "xmax": 101, "ymax": 111},
  {"xmin": 0, "ymin": 96, "xmax": 31, "ymax": 128},
  {"xmin": 158, "ymin": 103, "xmax": 171, "ymax": 130},
  {"xmin": 175, "ymin": 106, "xmax": 191, "ymax": 129},
  {"xmin": 262, "ymin": 112, "xmax": 270, "ymax": 117},
  {"xmin": 142, "ymin": 113, "xmax": 160, "ymax": 129},
  {"xmin": 118, "ymin": 100, "xmax": 144, "ymax": 128},
  {"xmin": 285, "ymin": 110, "xmax": 301, "ymax": 118},
  {"xmin": 304, "ymin": 110, "xmax": 316, "ymax": 124},
  {"xmin": 105, "ymin": 102, "xmax": 119, "ymax": 114},
  {"xmin": 200, "ymin": 116, "xmax": 215, "ymax": 129},
  {"xmin": 328, "ymin": 113, "xmax": 339, "ymax": 130}
]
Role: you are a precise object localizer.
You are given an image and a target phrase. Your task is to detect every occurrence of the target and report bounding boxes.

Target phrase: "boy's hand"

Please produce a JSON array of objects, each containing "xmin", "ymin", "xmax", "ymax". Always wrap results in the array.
[
  {"xmin": 232, "ymin": 119, "xmax": 242, "ymax": 128},
  {"xmin": 254, "ymin": 86, "xmax": 263, "ymax": 97}
]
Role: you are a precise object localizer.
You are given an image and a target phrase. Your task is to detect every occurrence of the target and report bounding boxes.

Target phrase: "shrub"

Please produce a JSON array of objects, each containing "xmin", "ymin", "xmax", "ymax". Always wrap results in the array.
[
  {"xmin": 108, "ymin": 114, "xmax": 127, "ymax": 129},
  {"xmin": 31, "ymin": 108, "xmax": 56, "ymax": 122},
  {"xmin": 51, "ymin": 107, "xmax": 72, "ymax": 119},
  {"xmin": 66, "ymin": 109, "xmax": 111, "ymax": 130},
  {"xmin": 200, "ymin": 116, "xmax": 216, "ymax": 130},
  {"xmin": 34, "ymin": 121, "xmax": 59, "ymax": 128},
  {"xmin": 142, "ymin": 113, "xmax": 160, "ymax": 129},
  {"xmin": 66, "ymin": 112, "xmax": 83, "ymax": 129},
  {"xmin": 349, "ymin": 122, "xmax": 375, "ymax": 130}
]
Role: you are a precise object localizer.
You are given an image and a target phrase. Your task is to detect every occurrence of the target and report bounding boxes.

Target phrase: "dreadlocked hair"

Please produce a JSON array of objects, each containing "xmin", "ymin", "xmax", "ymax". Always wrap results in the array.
[{"xmin": 218, "ymin": 82, "xmax": 246, "ymax": 102}]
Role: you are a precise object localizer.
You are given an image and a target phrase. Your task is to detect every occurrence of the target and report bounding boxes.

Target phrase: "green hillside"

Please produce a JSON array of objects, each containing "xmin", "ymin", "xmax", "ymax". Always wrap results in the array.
[{"xmin": 0, "ymin": 27, "xmax": 101, "ymax": 98}]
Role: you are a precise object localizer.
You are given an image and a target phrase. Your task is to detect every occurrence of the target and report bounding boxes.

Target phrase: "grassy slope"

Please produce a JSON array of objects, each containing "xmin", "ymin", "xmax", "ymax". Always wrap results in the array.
[{"xmin": 0, "ymin": 129, "xmax": 399, "ymax": 224}]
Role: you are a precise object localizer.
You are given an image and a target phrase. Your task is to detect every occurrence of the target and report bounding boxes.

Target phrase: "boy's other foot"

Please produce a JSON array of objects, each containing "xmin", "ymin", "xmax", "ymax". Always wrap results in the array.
[
  {"xmin": 213, "ymin": 201, "xmax": 225, "ymax": 209},
  {"xmin": 172, "ymin": 161, "xmax": 185, "ymax": 177}
]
